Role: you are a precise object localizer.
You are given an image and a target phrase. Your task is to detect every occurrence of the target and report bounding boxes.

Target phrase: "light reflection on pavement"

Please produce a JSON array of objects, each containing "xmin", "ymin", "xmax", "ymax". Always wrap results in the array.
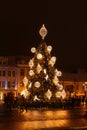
[{"xmin": 0, "ymin": 105, "xmax": 87, "ymax": 130}]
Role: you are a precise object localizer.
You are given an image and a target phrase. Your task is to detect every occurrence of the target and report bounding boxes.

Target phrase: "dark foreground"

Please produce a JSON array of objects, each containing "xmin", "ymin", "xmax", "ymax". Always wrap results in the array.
[{"xmin": 0, "ymin": 101, "xmax": 87, "ymax": 130}]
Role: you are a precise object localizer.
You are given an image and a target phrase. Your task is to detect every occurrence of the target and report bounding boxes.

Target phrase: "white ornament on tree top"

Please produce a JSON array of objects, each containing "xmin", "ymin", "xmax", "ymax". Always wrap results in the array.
[{"xmin": 39, "ymin": 24, "xmax": 48, "ymax": 40}]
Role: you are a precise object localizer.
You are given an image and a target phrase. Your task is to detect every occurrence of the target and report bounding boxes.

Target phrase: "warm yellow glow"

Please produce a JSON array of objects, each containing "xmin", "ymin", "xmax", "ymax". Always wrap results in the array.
[
  {"xmin": 0, "ymin": 92, "xmax": 3, "ymax": 100},
  {"xmin": 21, "ymin": 89, "xmax": 29, "ymax": 98},
  {"xmin": 55, "ymin": 89, "xmax": 66, "ymax": 99},
  {"xmin": 47, "ymin": 45, "xmax": 52, "ymax": 53},
  {"xmin": 29, "ymin": 70, "xmax": 34, "ymax": 76},
  {"xmin": 45, "ymin": 75, "xmax": 49, "ymax": 80},
  {"xmin": 34, "ymin": 95, "xmax": 40, "ymax": 101},
  {"xmin": 31, "ymin": 47, "xmax": 36, "ymax": 53},
  {"xmin": 44, "ymin": 69, "xmax": 46, "ymax": 74},
  {"xmin": 21, "ymin": 110, "xmax": 69, "ymax": 129},
  {"xmin": 23, "ymin": 76, "xmax": 28, "ymax": 86},
  {"xmin": 37, "ymin": 53, "xmax": 43, "ymax": 60},
  {"xmin": 29, "ymin": 59, "xmax": 34, "ymax": 68},
  {"xmin": 49, "ymin": 56, "xmax": 56, "ymax": 66},
  {"xmin": 53, "ymin": 76, "xmax": 59, "ymax": 85},
  {"xmin": 36, "ymin": 64, "xmax": 42, "ymax": 74},
  {"xmin": 55, "ymin": 69, "xmax": 62, "ymax": 77},
  {"xmin": 55, "ymin": 91, "xmax": 61, "ymax": 98},
  {"xmin": 34, "ymin": 81, "xmax": 41, "ymax": 88},
  {"xmin": 61, "ymin": 89, "xmax": 66, "ymax": 99},
  {"xmin": 39, "ymin": 24, "xmax": 48, "ymax": 40},
  {"xmin": 58, "ymin": 84, "xmax": 63, "ymax": 90},
  {"xmin": 28, "ymin": 82, "xmax": 32, "ymax": 88},
  {"xmin": 45, "ymin": 89, "xmax": 52, "ymax": 100}
]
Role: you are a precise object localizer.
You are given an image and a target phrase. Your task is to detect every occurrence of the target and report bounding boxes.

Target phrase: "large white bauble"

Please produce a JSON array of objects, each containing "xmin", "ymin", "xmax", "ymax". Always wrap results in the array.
[
  {"xmin": 37, "ymin": 53, "xmax": 43, "ymax": 60},
  {"xmin": 29, "ymin": 70, "xmax": 34, "ymax": 76},
  {"xmin": 34, "ymin": 81, "xmax": 41, "ymax": 88}
]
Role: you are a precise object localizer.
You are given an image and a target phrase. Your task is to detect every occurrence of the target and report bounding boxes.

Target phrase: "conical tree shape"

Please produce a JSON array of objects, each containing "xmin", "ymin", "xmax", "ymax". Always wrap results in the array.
[
  {"xmin": 27, "ymin": 42, "xmax": 66, "ymax": 101},
  {"xmin": 24, "ymin": 25, "xmax": 66, "ymax": 107}
]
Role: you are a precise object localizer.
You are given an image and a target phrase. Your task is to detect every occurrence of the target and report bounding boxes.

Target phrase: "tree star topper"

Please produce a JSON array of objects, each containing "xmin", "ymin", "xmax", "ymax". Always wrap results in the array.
[{"xmin": 39, "ymin": 24, "xmax": 48, "ymax": 40}]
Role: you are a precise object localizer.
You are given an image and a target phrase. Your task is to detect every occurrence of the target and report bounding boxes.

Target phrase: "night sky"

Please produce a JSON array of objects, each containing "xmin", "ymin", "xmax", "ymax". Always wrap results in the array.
[{"xmin": 0, "ymin": 1, "xmax": 87, "ymax": 72}]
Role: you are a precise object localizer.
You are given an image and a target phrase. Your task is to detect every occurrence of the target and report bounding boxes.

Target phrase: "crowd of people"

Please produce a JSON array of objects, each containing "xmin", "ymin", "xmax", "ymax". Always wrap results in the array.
[
  {"xmin": 4, "ymin": 92, "xmax": 28, "ymax": 112},
  {"xmin": 3, "ymin": 92, "xmax": 87, "ymax": 111}
]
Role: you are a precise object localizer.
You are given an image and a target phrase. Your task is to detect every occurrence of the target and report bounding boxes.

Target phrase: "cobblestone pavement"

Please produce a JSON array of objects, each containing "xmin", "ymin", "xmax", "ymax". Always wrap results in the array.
[{"xmin": 0, "ymin": 101, "xmax": 87, "ymax": 130}]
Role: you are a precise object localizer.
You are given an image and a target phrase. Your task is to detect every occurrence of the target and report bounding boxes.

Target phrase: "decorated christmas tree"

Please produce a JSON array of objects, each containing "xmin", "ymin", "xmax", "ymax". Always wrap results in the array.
[{"xmin": 23, "ymin": 24, "xmax": 66, "ymax": 107}]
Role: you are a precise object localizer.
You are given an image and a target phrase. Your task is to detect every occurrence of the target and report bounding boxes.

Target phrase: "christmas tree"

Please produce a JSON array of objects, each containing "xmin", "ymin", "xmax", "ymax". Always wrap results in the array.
[{"xmin": 23, "ymin": 24, "xmax": 66, "ymax": 107}]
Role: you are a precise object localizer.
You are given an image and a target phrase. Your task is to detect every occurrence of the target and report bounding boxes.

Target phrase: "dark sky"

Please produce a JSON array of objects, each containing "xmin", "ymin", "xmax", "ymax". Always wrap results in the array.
[{"xmin": 0, "ymin": 0, "xmax": 87, "ymax": 72}]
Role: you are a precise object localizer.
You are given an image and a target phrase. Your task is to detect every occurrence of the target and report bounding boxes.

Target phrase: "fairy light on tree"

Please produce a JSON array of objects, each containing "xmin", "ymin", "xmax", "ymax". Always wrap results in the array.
[{"xmin": 22, "ymin": 24, "xmax": 66, "ymax": 106}]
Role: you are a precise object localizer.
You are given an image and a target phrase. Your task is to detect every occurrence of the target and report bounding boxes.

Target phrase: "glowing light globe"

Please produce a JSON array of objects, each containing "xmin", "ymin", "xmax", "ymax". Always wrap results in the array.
[
  {"xmin": 58, "ymin": 84, "xmax": 63, "ymax": 90},
  {"xmin": 37, "ymin": 53, "xmax": 43, "ymax": 60},
  {"xmin": 49, "ymin": 56, "xmax": 56, "ymax": 66},
  {"xmin": 29, "ymin": 59, "xmax": 34, "ymax": 68},
  {"xmin": 55, "ymin": 69, "xmax": 62, "ymax": 76},
  {"xmin": 28, "ymin": 82, "xmax": 32, "ymax": 88},
  {"xmin": 23, "ymin": 76, "xmax": 28, "ymax": 86},
  {"xmin": 21, "ymin": 89, "xmax": 29, "ymax": 98},
  {"xmin": 61, "ymin": 89, "xmax": 66, "ymax": 99},
  {"xmin": 47, "ymin": 45, "xmax": 52, "ymax": 53},
  {"xmin": 34, "ymin": 81, "xmax": 40, "ymax": 88},
  {"xmin": 29, "ymin": 70, "xmax": 34, "ymax": 76},
  {"xmin": 31, "ymin": 47, "xmax": 36, "ymax": 53},
  {"xmin": 46, "ymin": 89, "xmax": 52, "ymax": 100},
  {"xmin": 44, "ymin": 69, "xmax": 46, "ymax": 74},
  {"xmin": 53, "ymin": 76, "xmax": 59, "ymax": 85},
  {"xmin": 51, "ymin": 56, "xmax": 56, "ymax": 63},
  {"xmin": 34, "ymin": 95, "xmax": 40, "ymax": 101},
  {"xmin": 55, "ymin": 91, "xmax": 61, "ymax": 98}
]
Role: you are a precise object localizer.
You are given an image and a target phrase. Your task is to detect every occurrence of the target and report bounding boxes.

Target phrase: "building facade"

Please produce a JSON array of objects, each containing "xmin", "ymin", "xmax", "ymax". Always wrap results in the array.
[
  {"xmin": 61, "ymin": 69, "xmax": 87, "ymax": 98},
  {"xmin": 0, "ymin": 56, "xmax": 29, "ymax": 100}
]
